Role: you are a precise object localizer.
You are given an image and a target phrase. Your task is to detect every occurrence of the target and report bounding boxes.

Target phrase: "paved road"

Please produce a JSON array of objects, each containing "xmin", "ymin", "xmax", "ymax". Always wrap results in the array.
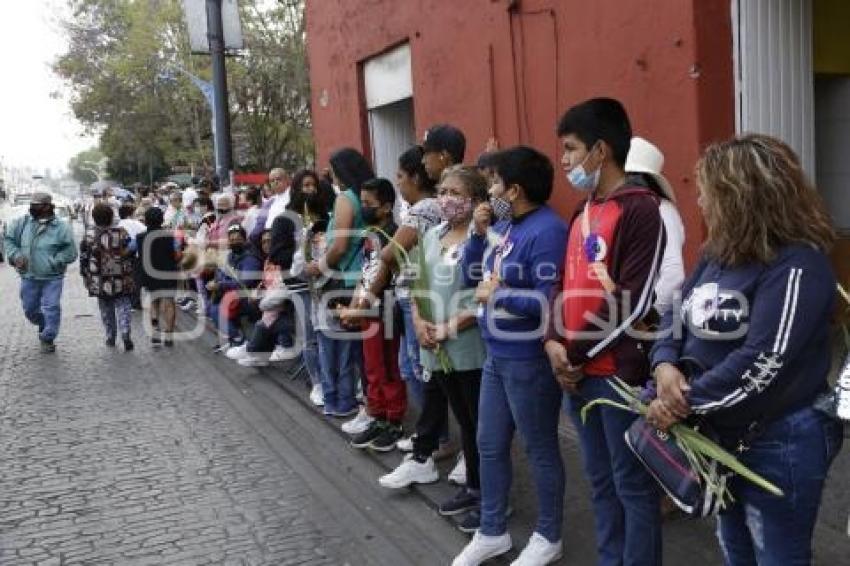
[
  {"xmin": 0, "ymin": 253, "xmax": 467, "ymax": 565},
  {"xmin": 0, "ymin": 232, "xmax": 848, "ymax": 565}
]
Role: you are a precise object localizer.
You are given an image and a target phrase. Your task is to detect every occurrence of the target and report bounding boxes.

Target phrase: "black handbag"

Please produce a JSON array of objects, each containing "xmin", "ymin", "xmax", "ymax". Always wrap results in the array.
[{"xmin": 625, "ymin": 417, "xmax": 729, "ymax": 517}]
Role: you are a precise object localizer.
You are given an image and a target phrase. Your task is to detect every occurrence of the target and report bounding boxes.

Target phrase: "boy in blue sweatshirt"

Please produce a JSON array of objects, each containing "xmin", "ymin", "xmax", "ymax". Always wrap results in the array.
[{"xmin": 453, "ymin": 146, "xmax": 568, "ymax": 566}]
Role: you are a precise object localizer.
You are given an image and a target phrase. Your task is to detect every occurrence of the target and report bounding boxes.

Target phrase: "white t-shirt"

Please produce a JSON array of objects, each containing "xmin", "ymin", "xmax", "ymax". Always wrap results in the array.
[
  {"xmin": 118, "ymin": 218, "xmax": 147, "ymax": 241},
  {"xmin": 654, "ymin": 199, "xmax": 686, "ymax": 315},
  {"xmin": 396, "ymin": 197, "xmax": 443, "ymax": 298},
  {"xmin": 242, "ymin": 206, "xmax": 262, "ymax": 235},
  {"xmin": 264, "ymin": 189, "xmax": 292, "ymax": 230}
]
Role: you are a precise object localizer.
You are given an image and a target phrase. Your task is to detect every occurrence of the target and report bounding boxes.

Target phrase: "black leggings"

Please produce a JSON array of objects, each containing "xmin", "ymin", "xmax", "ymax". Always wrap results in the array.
[{"xmin": 413, "ymin": 369, "xmax": 482, "ymax": 490}]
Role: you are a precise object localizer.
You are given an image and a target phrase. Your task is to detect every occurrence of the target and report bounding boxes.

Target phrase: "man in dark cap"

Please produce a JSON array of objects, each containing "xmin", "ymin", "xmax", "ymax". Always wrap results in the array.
[{"xmin": 3, "ymin": 192, "xmax": 78, "ymax": 352}]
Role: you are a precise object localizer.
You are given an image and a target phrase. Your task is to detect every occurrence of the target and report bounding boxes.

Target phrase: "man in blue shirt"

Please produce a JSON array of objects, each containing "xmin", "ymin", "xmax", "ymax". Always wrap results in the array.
[{"xmin": 4, "ymin": 192, "xmax": 78, "ymax": 352}]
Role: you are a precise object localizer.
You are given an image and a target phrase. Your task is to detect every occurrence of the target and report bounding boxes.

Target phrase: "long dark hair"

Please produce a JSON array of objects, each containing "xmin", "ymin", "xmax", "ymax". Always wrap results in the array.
[
  {"xmin": 329, "ymin": 147, "xmax": 374, "ymax": 196},
  {"xmin": 398, "ymin": 145, "xmax": 436, "ymax": 194},
  {"xmin": 697, "ymin": 134, "xmax": 835, "ymax": 266},
  {"xmin": 287, "ymin": 170, "xmax": 336, "ymax": 221},
  {"xmin": 287, "ymin": 168, "xmax": 321, "ymax": 210}
]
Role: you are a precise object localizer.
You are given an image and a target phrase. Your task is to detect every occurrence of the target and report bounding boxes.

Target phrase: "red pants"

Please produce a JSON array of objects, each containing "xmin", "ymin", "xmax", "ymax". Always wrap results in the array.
[{"xmin": 361, "ymin": 319, "xmax": 407, "ymax": 423}]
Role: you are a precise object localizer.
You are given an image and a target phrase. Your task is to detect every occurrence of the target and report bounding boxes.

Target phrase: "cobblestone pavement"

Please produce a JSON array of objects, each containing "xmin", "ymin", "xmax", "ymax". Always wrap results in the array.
[{"xmin": 0, "ymin": 255, "xmax": 466, "ymax": 566}]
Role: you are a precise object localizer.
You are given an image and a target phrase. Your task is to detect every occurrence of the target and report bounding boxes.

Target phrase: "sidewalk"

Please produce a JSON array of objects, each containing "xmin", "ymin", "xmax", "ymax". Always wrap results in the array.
[{"xmin": 186, "ymin": 307, "xmax": 850, "ymax": 564}]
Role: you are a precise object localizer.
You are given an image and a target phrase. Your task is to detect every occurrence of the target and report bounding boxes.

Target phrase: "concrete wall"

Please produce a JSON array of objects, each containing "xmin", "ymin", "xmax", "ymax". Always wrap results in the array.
[{"xmin": 305, "ymin": 0, "xmax": 736, "ymax": 266}]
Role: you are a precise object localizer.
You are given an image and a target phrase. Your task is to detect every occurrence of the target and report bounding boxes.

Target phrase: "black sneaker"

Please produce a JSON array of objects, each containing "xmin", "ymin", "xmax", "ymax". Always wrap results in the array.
[
  {"xmin": 350, "ymin": 420, "xmax": 385, "ymax": 449},
  {"xmin": 369, "ymin": 422, "xmax": 403, "ymax": 452},
  {"xmin": 457, "ymin": 505, "xmax": 514, "ymax": 534},
  {"xmin": 439, "ymin": 488, "xmax": 480, "ymax": 516},
  {"xmin": 105, "ymin": 336, "xmax": 116, "ymax": 347},
  {"xmin": 458, "ymin": 509, "xmax": 480, "ymax": 533},
  {"xmin": 39, "ymin": 340, "xmax": 56, "ymax": 354},
  {"xmin": 151, "ymin": 335, "xmax": 163, "ymax": 347},
  {"xmin": 122, "ymin": 334, "xmax": 134, "ymax": 351}
]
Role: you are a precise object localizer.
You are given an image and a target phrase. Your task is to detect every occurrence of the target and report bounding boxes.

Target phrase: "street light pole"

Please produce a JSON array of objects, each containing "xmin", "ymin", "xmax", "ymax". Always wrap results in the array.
[{"xmin": 206, "ymin": 0, "xmax": 233, "ymax": 187}]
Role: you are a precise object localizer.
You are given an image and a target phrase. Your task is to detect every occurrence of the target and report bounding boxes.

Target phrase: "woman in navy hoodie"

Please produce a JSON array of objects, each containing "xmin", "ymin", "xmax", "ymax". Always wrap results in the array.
[
  {"xmin": 649, "ymin": 134, "xmax": 843, "ymax": 565},
  {"xmin": 453, "ymin": 146, "xmax": 568, "ymax": 566}
]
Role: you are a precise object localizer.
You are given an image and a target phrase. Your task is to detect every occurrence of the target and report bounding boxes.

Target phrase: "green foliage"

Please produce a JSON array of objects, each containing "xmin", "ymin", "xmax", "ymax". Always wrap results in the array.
[
  {"xmin": 55, "ymin": 0, "xmax": 313, "ymax": 185},
  {"xmin": 68, "ymin": 147, "xmax": 106, "ymax": 185},
  {"xmin": 580, "ymin": 376, "xmax": 784, "ymax": 507}
]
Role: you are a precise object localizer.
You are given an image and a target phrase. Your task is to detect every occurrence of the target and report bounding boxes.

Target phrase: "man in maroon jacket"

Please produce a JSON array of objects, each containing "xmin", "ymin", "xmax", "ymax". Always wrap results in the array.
[{"xmin": 545, "ymin": 98, "xmax": 666, "ymax": 566}]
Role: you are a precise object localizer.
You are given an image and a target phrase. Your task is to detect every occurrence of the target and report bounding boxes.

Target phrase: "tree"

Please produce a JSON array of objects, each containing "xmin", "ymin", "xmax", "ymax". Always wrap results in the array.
[
  {"xmin": 68, "ymin": 147, "xmax": 106, "ymax": 185},
  {"xmin": 229, "ymin": 0, "xmax": 313, "ymax": 171},
  {"xmin": 54, "ymin": 0, "xmax": 313, "ymax": 184}
]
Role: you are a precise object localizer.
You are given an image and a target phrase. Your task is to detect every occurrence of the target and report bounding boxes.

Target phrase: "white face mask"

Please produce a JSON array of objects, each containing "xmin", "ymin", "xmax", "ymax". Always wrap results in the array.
[{"xmin": 567, "ymin": 145, "xmax": 602, "ymax": 192}]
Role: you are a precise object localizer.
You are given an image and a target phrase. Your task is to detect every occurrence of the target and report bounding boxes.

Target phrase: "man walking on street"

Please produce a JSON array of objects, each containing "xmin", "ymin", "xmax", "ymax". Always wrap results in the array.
[{"xmin": 3, "ymin": 192, "xmax": 78, "ymax": 352}]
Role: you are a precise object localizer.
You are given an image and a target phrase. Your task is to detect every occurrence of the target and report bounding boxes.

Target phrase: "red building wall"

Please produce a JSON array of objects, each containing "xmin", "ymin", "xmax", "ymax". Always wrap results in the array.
[{"xmin": 305, "ymin": 0, "xmax": 735, "ymax": 266}]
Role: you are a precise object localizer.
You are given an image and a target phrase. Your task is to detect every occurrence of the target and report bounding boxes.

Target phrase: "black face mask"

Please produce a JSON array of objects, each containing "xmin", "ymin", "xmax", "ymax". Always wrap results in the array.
[
  {"xmin": 361, "ymin": 206, "xmax": 381, "ymax": 226},
  {"xmin": 230, "ymin": 243, "xmax": 245, "ymax": 254},
  {"xmin": 30, "ymin": 205, "xmax": 51, "ymax": 219}
]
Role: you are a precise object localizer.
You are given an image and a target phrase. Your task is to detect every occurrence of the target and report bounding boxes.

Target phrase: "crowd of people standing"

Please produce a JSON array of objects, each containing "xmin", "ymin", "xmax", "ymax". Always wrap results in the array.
[{"xmin": 3, "ymin": 95, "xmax": 845, "ymax": 566}]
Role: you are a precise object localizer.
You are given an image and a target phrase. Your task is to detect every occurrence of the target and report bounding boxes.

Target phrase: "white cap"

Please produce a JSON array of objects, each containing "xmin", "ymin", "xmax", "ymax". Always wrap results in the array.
[
  {"xmin": 625, "ymin": 137, "xmax": 676, "ymax": 203},
  {"xmin": 182, "ymin": 186, "xmax": 198, "ymax": 209}
]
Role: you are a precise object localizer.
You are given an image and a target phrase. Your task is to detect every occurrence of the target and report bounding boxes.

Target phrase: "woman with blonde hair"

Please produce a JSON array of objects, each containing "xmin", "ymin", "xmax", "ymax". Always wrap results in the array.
[{"xmin": 649, "ymin": 134, "xmax": 843, "ymax": 565}]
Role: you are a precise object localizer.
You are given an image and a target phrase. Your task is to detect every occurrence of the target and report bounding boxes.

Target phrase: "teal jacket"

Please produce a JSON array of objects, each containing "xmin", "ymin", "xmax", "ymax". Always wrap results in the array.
[{"xmin": 3, "ymin": 215, "xmax": 78, "ymax": 280}]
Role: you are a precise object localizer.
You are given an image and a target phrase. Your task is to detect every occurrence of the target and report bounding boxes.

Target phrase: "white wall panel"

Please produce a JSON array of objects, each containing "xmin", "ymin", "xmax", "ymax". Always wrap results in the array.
[
  {"xmin": 734, "ymin": 0, "xmax": 815, "ymax": 174},
  {"xmin": 364, "ymin": 44, "xmax": 413, "ymax": 110}
]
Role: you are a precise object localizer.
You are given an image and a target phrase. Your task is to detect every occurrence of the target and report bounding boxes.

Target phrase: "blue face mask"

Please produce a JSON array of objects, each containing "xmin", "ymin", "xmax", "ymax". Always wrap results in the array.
[{"xmin": 567, "ymin": 146, "xmax": 601, "ymax": 192}]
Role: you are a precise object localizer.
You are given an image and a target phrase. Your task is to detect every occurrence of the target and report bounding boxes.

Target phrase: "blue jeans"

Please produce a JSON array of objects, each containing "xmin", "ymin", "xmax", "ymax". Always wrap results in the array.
[
  {"xmin": 716, "ymin": 407, "xmax": 843, "ymax": 566},
  {"xmin": 97, "ymin": 295, "xmax": 132, "ymax": 338},
  {"xmin": 566, "ymin": 377, "xmax": 662, "ymax": 566},
  {"xmin": 398, "ymin": 296, "xmax": 424, "ymax": 407},
  {"xmin": 317, "ymin": 330, "xmax": 362, "ymax": 413},
  {"xmin": 297, "ymin": 292, "xmax": 321, "ymax": 386},
  {"xmin": 20, "ymin": 278, "xmax": 64, "ymax": 342},
  {"xmin": 478, "ymin": 355, "xmax": 565, "ymax": 542}
]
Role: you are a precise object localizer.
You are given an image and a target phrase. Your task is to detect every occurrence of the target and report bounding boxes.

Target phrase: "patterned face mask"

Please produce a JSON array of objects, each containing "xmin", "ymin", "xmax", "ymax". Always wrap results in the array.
[
  {"xmin": 490, "ymin": 196, "xmax": 512, "ymax": 221},
  {"xmin": 438, "ymin": 195, "xmax": 473, "ymax": 224}
]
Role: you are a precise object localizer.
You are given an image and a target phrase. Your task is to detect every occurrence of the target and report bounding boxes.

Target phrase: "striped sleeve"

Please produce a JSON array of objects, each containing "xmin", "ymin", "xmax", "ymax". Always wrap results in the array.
[{"xmin": 687, "ymin": 256, "xmax": 830, "ymax": 415}]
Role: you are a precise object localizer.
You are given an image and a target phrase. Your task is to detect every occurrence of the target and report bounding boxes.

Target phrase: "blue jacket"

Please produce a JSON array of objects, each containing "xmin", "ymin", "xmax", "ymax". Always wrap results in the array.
[
  {"xmin": 651, "ymin": 244, "xmax": 835, "ymax": 433},
  {"xmin": 462, "ymin": 206, "xmax": 569, "ymax": 359},
  {"xmin": 215, "ymin": 247, "xmax": 263, "ymax": 292},
  {"xmin": 3, "ymin": 215, "xmax": 78, "ymax": 280}
]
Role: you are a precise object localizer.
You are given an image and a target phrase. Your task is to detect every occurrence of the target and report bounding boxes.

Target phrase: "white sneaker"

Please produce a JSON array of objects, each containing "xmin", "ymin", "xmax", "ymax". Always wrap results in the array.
[
  {"xmin": 309, "ymin": 384, "xmax": 324, "ymax": 407},
  {"xmin": 225, "ymin": 344, "xmax": 248, "ymax": 360},
  {"xmin": 510, "ymin": 533, "xmax": 562, "ymax": 566},
  {"xmin": 341, "ymin": 407, "xmax": 374, "ymax": 435},
  {"xmin": 268, "ymin": 345, "xmax": 292, "ymax": 363},
  {"xmin": 237, "ymin": 354, "xmax": 269, "ymax": 367},
  {"xmin": 396, "ymin": 435, "xmax": 415, "ymax": 452},
  {"xmin": 452, "ymin": 531, "xmax": 513, "ymax": 566},
  {"xmin": 449, "ymin": 453, "xmax": 467, "ymax": 486},
  {"xmin": 378, "ymin": 455, "xmax": 439, "ymax": 489}
]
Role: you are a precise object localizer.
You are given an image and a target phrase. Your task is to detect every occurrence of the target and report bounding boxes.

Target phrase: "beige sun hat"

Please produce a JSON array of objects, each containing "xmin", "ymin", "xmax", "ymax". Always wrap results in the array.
[{"xmin": 625, "ymin": 137, "xmax": 676, "ymax": 203}]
